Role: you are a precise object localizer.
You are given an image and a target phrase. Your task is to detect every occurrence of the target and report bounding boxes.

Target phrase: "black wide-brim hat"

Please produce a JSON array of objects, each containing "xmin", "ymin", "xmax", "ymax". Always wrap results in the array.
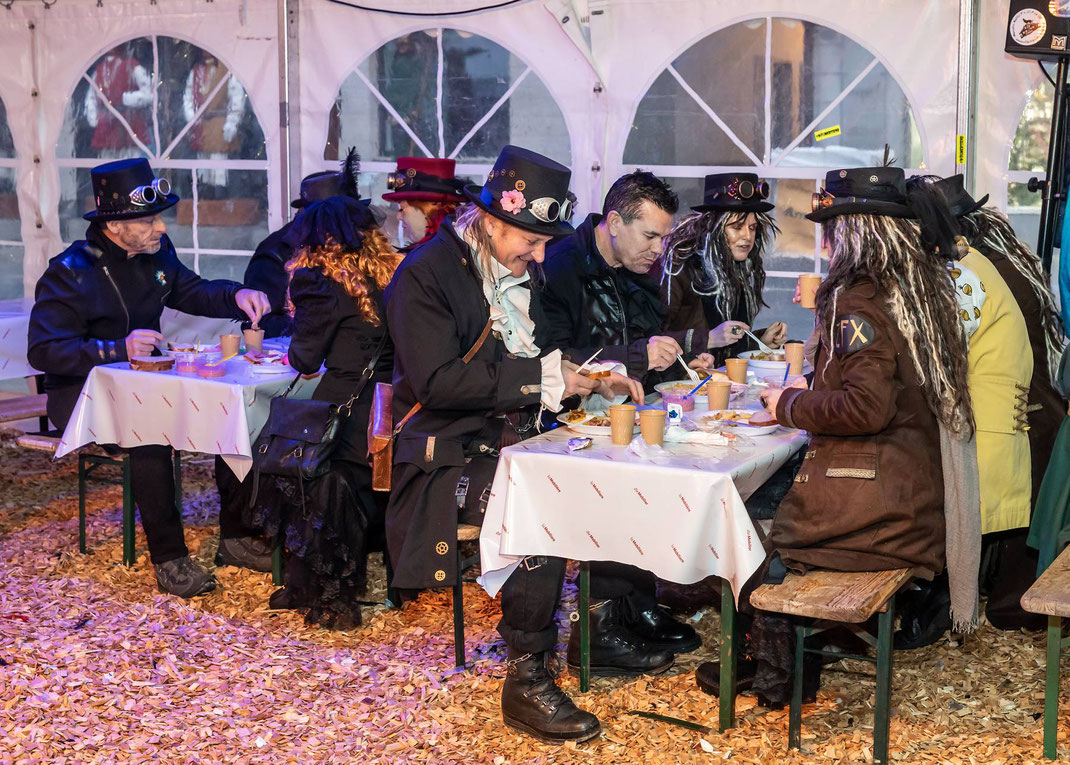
[
  {"xmin": 83, "ymin": 157, "xmax": 179, "ymax": 222},
  {"xmin": 692, "ymin": 172, "xmax": 774, "ymax": 213},
  {"xmin": 806, "ymin": 166, "xmax": 914, "ymax": 222},
  {"xmin": 933, "ymin": 174, "xmax": 989, "ymax": 218},
  {"xmin": 463, "ymin": 145, "xmax": 573, "ymax": 238},
  {"xmin": 293, "ymin": 147, "xmax": 365, "ymax": 208}
]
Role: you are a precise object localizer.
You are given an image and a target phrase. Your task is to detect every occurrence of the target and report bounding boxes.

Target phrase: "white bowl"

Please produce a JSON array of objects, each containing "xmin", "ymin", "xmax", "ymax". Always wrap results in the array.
[{"xmin": 737, "ymin": 350, "xmax": 788, "ymax": 376}]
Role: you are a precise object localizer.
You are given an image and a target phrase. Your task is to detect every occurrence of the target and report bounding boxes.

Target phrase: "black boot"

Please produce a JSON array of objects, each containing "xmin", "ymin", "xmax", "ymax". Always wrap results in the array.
[
  {"xmin": 567, "ymin": 598, "xmax": 675, "ymax": 677},
  {"xmin": 893, "ymin": 575, "xmax": 952, "ymax": 650},
  {"xmin": 501, "ymin": 651, "xmax": 601, "ymax": 744},
  {"xmin": 695, "ymin": 659, "xmax": 756, "ymax": 696},
  {"xmin": 622, "ymin": 591, "xmax": 702, "ymax": 653}
]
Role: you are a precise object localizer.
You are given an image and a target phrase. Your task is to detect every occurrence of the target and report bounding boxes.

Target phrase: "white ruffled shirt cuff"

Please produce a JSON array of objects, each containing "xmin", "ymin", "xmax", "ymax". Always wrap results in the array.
[{"xmin": 539, "ymin": 349, "xmax": 566, "ymax": 412}]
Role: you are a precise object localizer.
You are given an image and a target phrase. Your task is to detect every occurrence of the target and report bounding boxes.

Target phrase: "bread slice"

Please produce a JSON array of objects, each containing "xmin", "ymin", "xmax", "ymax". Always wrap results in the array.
[{"xmin": 130, "ymin": 356, "xmax": 175, "ymax": 372}]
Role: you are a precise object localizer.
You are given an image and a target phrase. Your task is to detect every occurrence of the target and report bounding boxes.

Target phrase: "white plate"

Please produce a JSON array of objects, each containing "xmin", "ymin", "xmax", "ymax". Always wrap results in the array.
[
  {"xmin": 696, "ymin": 410, "xmax": 780, "ymax": 436},
  {"xmin": 250, "ymin": 363, "xmax": 293, "ymax": 375},
  {"xmin": 556, "ymin": 412, "xmax": 640, "ymax": 437}
]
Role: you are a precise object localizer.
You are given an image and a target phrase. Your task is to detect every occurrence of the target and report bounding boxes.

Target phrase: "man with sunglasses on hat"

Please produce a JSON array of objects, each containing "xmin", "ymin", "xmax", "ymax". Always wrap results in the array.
[
  {"xmin": 28, "ymin": 157, "xmax": 271, "ymax": 598},
  {"xmin": 538, "ymin": 170, "xmax": 704, "ymax": 675}
]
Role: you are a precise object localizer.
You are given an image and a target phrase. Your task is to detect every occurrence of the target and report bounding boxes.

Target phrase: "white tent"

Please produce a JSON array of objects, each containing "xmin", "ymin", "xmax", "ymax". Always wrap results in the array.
[{"xmin": 0, "ymin": 0, "xmax": 1057, "ymax": 327}]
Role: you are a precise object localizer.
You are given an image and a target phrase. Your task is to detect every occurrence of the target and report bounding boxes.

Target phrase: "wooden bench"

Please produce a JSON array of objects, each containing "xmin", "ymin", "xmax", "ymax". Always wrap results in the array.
[
  {"xmin": 1021, "ymin": 544, "xmax": 1070, "ymax": 759},
  {"xmin": 750, "ymin": 568, "xmax": 913, "ymax": 765},
  {"xmin": 0, "ymin": 393, "xmax": 47, "ymax": 425}
]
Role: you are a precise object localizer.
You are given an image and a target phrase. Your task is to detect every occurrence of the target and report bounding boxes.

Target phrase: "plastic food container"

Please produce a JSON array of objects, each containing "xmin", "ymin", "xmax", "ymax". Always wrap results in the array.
[
  {"xmin": 174, "ymin": 352, "xmax": 198, "ymax": 374},
  {"xmin": 196, "ymin": 353, "xmax": 226, "ymax": 378}
]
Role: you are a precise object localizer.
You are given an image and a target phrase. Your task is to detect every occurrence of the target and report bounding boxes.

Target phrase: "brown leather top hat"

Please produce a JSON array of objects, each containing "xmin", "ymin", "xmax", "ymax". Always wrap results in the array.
[
  {"xmin": 463, "ymin": 145, "xmax": 573, "ymax": 237},
  {"xmin": 84, "ymin": 157, "xmax": 179, "ymax": 221},
  {"xmin": 807, "ymin": 166, "xmax": 914, "ymax": 222},
  {"xmin": 692, "ymin": 172, "xmax": 774, "ymax": 214},
  {"xmin": 382, "ymin": 157, "xmax": 466, "ymax": 203}
]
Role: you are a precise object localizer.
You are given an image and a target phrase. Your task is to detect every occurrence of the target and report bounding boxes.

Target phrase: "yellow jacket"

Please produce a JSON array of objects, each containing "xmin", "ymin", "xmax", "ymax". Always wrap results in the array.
[{"xmin": 959, "ymin": 249, "xmax": 1033, "ymax": 533}]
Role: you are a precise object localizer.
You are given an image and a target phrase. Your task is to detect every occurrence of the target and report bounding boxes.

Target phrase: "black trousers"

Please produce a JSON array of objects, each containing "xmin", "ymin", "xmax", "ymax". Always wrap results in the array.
[
  {"xmin": 127, "ymin": 445, "xmax": 187, "ymax": 564},
  {"xmin": 214, "ymin": 455, "xmax": 274, "ymax": 540}
]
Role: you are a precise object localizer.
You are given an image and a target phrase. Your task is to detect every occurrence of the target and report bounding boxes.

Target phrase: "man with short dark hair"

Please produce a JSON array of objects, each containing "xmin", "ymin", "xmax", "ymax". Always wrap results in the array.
[{"xmin": 539, "ymin": 170, "xmax": 706, "ymax": 676}]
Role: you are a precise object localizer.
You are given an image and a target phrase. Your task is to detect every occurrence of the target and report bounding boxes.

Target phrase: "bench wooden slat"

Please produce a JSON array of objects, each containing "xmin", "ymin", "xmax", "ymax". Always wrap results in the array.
[
  {"xmin": 750, "ymin": 568, "xmax": 912, "ymax": 622},
  {"xmin": 1021, "ymin": 544, "xmax": 1070, "ymax": 618},
  {"xmin": 0, "ymin": 394, "xmax": 47, "ymax": 424},
  {"xmin": 15, "ymin": 433, "xmax": 60, "ymax": 454},
  {"xmin": 457, "ymin": 524, "xmax": 481, "ymax": 542}
]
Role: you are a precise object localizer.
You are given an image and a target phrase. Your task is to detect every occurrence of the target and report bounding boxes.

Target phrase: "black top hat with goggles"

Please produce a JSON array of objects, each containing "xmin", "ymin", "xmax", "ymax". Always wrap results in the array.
[
  {"xmin": 692, "ymin": 172, "xmax": 774, "ymax": 213},
  {"xmin": 463, "ymin": 145, "xmax": 574, "ymax": 238},
  {"xmin": 807, "ymin": 167, "xmax": 914, "ymax": 222},
  {"xmin": 83, "ymin": 157, "xmax": 179, "ymax": 222}
]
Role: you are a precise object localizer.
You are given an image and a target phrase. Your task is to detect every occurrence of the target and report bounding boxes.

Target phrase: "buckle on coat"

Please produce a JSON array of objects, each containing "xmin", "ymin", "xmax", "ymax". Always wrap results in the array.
[
  {"xmin": 478, "ymin": 485, "xmax": 493, "ymax": 515},
  {"xmin": 455, "ymin": 476, "xmax": 470, "ymax": 511},
  {"xmin": 522, "ymin": 555, "xmax": 548, "ymax": 571}
]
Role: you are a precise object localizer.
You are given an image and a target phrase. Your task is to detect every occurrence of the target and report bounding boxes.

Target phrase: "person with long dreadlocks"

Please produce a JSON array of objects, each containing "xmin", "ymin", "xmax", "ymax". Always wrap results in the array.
[
  {"xmin": 703, "ymin": 167, "xmax": 979, "ymax": 707},
  {"xmin": 654, "ymin": 173, "xmax": 787, "ymax": 367}
]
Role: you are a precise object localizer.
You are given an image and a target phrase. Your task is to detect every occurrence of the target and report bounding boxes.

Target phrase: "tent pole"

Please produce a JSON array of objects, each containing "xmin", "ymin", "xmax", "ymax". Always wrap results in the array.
[
  {"xmin": 955, "ymin": 0, "xmax": 979, "ymax": 188},
  {"xmin": 1036, "ymin": 58, "xmax": 1069, "ymax": 275},
  {"xmin": 276, "ymin": 0, "xmax": 295, "ymax": 223}
]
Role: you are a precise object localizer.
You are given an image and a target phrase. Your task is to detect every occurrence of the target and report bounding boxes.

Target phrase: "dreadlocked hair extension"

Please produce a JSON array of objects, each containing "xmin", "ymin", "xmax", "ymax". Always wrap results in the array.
[
  {"xmin": 286, "ymin": 227, "xmax": 401, "ymax": 327},
  {"xmin": 660, "ymin": 210, "xmax": 779, "ymax": 321},
  {"xmin": 960, "ymin": 207, "xmax": 1067, "ymax": 383},
  {"xmin": 816, "ymin": 214, "xmax": 975, "ymax": 437}
]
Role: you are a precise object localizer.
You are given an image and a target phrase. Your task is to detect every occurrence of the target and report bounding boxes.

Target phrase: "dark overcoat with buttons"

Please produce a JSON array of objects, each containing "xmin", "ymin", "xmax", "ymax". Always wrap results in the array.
[
  {"xmin": 383, "ymin": 221, "xmax": 548, "ymax": 590},
  {"xmin": 769, "ymin": 279, "xmax": 946, "ymax": 579}
]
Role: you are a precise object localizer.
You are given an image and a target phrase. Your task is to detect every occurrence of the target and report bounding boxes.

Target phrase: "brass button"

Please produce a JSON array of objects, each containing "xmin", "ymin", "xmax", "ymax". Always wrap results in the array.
[
  {"xmin": 521, "ymin": 385, "xmax": 531, "ymax": 395},
  {"xmin": 493, "ymin": 331, "xmax": 503, "ymax": 341},
  {"xmin": 434, "ymin": 569, "xmax": 446, "ymax": 582},
  {"xmin": 436, "ymin": 541, "xmax": 449, "ymax": 555}
]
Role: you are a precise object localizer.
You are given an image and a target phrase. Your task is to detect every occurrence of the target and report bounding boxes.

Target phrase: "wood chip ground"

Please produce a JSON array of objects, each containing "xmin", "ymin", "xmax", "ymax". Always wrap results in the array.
[{"xmin": 0, "ymin": 434, "xmax": 1061, "ymax": 763}]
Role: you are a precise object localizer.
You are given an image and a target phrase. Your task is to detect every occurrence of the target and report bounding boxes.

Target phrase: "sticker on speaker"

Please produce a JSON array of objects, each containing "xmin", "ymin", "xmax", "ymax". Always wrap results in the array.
[{"xmin": 1011, "ymin": 8, "xmax": 1047, "ymax": 45}]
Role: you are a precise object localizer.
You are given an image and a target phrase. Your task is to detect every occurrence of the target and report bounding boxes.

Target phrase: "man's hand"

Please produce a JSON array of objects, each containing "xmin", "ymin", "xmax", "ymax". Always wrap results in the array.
[
  {"xmin": 708, "ymin": 321, "xmax": 749, "ymax": 349},
  {"xmin": 646, "ymin": 335, "xmax": 684, "ymax": 371},
  {"xmin": 562, "ymin": 361, "xmax": 602, "ymax": 398},
  {"xmin": 760, "ymin": 321, "xmax": 788, "ymax": 348},
  {"xmin": 689, "ymin": 353, "xmax": 716, "ymax": 372},
  {"xmin": 125, "ymin": 328, "xmax": 164, "ymax": 359},
  {"xmin": 759, "ymin": 376, "xmax": 807, "ymax": 414},
  {"xmin": 235, "ymin": 289, "xmax": 271, "ymax": 327},
  {"xmin": 594, "ymin": 371, "xmax": 644, "ymax": 404}
]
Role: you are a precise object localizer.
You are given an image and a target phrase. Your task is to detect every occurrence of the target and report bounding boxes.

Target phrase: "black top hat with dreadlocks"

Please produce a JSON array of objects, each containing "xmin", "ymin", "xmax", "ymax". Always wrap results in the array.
[{"xmin": 291, "ymin": 147, "xmax": 365, "ymax": 209}]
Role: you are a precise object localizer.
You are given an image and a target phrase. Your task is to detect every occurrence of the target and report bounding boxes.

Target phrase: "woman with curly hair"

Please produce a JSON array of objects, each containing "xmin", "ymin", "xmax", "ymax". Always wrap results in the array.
[
  {"xmin": 253, "ymin": 195, "xmax": 401, "ymax": 630},
  {"xmin": 382, "ymin": 157, "xmax": 467, "ymax": 252},
  {"xmin": 654, "ymin": 173, "xmax": 786, "ymax": 366}
]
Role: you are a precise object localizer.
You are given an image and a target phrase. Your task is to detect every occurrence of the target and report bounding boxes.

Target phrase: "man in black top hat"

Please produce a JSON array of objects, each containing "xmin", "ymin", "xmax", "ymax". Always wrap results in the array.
[{"xmin": 28, "ymin": 157, "xmax": 272, "ymax": 598}]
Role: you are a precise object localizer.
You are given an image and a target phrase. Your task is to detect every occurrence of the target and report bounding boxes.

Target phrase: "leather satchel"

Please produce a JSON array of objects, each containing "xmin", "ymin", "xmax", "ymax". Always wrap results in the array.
[{"xmin": 367, "ymin": 318, "xmax": 494, "ymax": 492}]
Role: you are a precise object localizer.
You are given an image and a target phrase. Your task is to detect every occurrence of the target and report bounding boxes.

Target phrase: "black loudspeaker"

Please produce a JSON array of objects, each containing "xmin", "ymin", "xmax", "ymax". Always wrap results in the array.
[{"xmin": 1006, "ymin": 1, "xmax": 1070, "ymax": 60}]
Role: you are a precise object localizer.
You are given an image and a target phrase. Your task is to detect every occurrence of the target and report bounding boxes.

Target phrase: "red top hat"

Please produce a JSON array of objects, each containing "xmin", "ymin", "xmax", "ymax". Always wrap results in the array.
[{"xmin": 382, "ymin": 157, "xmax": 466, "ymax": 203}]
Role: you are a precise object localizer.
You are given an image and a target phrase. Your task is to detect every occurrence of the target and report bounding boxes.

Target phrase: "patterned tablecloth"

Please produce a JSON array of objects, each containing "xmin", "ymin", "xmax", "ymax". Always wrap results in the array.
[
  {"xmin": 56, "ymin": 358, "xmax": 319, "ymax": 480},
  {"xmin": 478, "ymin": 421, "xmax": 808, "ymax": 603},
  {"xmin": 0, "ymin": 298, "xmax": 37, "ymax": 381}
]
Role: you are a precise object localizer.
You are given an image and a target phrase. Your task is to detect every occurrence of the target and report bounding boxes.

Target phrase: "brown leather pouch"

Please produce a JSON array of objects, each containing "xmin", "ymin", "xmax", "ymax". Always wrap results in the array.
[{"xmin": 368, "ymin": 382, "xmax": 394, "ymax": 491}]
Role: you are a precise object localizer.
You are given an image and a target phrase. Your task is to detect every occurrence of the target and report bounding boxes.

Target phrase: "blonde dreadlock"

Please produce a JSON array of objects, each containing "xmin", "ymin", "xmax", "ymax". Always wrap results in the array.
[{"xmin": 816, "ymin": 214, "xmax": 975, "ymax": 437}]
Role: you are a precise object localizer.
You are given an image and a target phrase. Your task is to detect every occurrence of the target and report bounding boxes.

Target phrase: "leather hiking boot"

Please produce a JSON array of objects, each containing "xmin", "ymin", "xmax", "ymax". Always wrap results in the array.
[
  {"xmin": 214, "ymin": 536, "xmax": 273, "ymax": 573},
  {"xmin": 622, "ymin": 592, "xmax": 702, "ymax": 653},
  {"xmin": 501, "ymin": 651, "xmax": 600, "ymax": 744},
  {"xmin": 695, "ymin": 659, "xmax": 756, "ymax": 696},
  {"xmin": 567, "ymin": 598, "xmax": 674, "ymax": 677},
  {"xmin": 894, "ymin": 578, "xmax": 952, "ymax": 650},
  {"xmin": 155, "ymin": 556, "xmax": 216, "ymax": 598}
]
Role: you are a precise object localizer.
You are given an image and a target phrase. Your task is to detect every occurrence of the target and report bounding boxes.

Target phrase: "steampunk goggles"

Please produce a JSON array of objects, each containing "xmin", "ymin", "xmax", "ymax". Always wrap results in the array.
[
  {"xmin": 129, "ymin": 178, "xmax": 171, "ymax": 207},
  {"xmin": 716, "ymin": 178, "xmax": 769, "ymax": 202},
  {"xmin": 528, "ymin": 196, "xmax": 573, "ymax": 223}
]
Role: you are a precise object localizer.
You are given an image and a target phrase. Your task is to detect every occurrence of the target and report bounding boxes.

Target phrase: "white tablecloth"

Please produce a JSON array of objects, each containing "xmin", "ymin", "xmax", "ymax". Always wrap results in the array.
[
  {"xmin": 0, "ymin": 298, "xmax": 37, "ymax": 381},
  {"xmin": 479, "ymin": 422, "xmax": 808, "ymax": 603},
  {"xmin": 56, "ymin": 358, "xmax": 320, "ymax": 480}
]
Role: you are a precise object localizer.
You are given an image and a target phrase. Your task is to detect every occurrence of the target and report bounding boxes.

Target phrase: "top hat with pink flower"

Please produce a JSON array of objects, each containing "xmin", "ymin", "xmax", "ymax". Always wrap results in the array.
[{"xmin": 462, "ymin": 145, "xmax": 573, "ymax": 237}]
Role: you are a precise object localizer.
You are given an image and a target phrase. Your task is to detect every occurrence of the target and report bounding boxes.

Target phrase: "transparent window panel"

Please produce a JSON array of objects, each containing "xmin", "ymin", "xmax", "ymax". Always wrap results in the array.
[
  {"xmin": 190, "ymin": 169, "xmax": 269, "ymax": 252},
  {"xmin": 1010, "ymin": 82, "xmax": 1053, "ymax": 173},
  {"xmin": 660, "ymin": 177, "xmax": 705, "ymax": 222},
  {"xmin": 453, "ymin": 68, "xmax": 571, "ymax": 164},
  {"xmin": 441, "ymin": 29, "xmax": 512, "ymax": 158},
  {"xmin": 195, "ymin": 253, "xmax": 252, "ymax": 282},
  {"xmin": 364, "ymin": 31, "xmax": 440, "ymax": 159},
  {"xmin": 669, "ymin": 19, "xmax": 766, "ymax": 160},
  {"xmin": 1007, "ymin": 183, "xmax": 1042, "ymax": 251},
  {"xmin": 0, "ymin": 100, "xmax": 13, "ymax": 158},
  {"xmin": 759, "ymin": 276, "xmax": 818, "ymax": 343},
  {"xmin": 58, "ymin": 167, "xmax": 95, "ymax": 244},
  {"xmin": 0, "ymin": 244, "xmax": 22, "ymax": 300},
  {"xmin": 0, "ymin": 168, "xmax": 19, "ymax": 240},
  {"xmin": 764, "ymin": 178, "xmax": 818, "ymax": 273},
  {"xmin": 625, "ymin": 69, "xmax": 753, "ymax": 166}
]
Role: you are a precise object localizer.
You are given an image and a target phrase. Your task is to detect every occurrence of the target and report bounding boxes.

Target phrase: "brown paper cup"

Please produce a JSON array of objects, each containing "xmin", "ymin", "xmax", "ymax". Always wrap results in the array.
[
  {"xmin": 784, "ymin": 341, "xmax": 804, "ymax": 374},
  {"xmin": 639, "ymin": 409, "xmax": 667, "ymax": 446},
  {"xmin": 243, "ymin": 328, "xmax": 265, "ymax": 353},
  {"xmin": 220, "ymin": 334, "xmax": 241, "ymax": 357},
  {"xmin": 725, "ymin": 358, "xmax": 749, "ymax": 384},
  {"xmin": 609, "ymin": 404, "xmax": 637, "ymax": 446},
  {"xmin": 707, "ymin": 380, "xmax": 732, "ymax": 410},
  {"xmin": 799, "ymin": 273, "xmax": 822, "ymax": 309}
]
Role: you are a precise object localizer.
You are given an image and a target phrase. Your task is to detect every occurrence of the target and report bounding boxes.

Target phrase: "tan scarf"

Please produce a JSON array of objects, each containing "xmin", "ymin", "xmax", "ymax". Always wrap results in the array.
[{"xmin": 939, "ymin": 425, "xmax": 981, "ymax": 632}]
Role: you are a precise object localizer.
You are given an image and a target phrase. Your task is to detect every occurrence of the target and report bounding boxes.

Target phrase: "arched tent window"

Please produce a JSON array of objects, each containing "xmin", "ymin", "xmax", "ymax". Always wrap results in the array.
[
  {"xmin": 624, "ymin": 17, "xmax": 923, "ymax": 331},
  {"xmin": 324, "ymin": 28, "xmax": 571, "ymax": 243},
  {"xmin": 1007, "ymin": 80, "xmax": 1052, "ymax": 248},
  {"xmin": 0, "ymin": 97, "xmax": 20, "ymax": 300},
  {"xmin": 56, "ymin": 37, "xmax": 268, "ymax": 281}
]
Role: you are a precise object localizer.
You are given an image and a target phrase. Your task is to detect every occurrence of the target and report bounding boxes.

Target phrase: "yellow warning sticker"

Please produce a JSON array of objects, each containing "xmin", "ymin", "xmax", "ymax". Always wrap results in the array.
[
  {"xmin": 956, "ymin": 134, "xmax": 967, "ymax": 165},
  {"xmin": 814, "ymin": 125, "xmax": 842, "ymax": 141}
]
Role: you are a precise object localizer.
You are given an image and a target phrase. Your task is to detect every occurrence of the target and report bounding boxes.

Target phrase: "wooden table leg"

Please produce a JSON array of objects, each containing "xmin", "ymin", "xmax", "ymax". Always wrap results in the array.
[
  {"xmin": 719, "ymin": 580, "xmax": 737, "ymax": 732},
  {"xmin": 579, "ymin": 561, "xmax": 590, "ymax": 693},
  {"xmin": 1045, "ymin": 615, "xmax": 1062, "ymax": 760}
]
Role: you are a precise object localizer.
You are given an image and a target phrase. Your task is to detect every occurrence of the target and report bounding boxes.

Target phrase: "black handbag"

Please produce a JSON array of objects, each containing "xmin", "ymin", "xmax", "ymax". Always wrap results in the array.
[{"xmin": 249, "ymin": 333, "xmax": 388, "ymax": 504}]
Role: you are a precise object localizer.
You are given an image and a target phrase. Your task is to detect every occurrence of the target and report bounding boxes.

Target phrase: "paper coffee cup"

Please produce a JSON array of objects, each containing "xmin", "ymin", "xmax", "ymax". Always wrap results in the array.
[
  {"xmin": 639, "ymin": 409, "xmax": 667, "ymax": 446},
  {"xmin": 799, "ymin": 273, "xmax": 822, "ymax": 309},
  {"xmin": 243, "ymin": 328, "xmax": 265, "ymax": 353},
  {"xmin": 784, "ymin": 341, "xmax": 804, "ymax": 374},
  {"xmin": 609, "ymin": 404, "xmax": 637, "ymax": 446},
  {"xmin": 725, "ymin": 358, "xmax": 749, "ymax": 384},
  {"xmin": 220, "ymin": 333, "xmax": 241, "ymax": 357},
  {"xmin": 707, "ymin": 380, "xmax": 731, "ymax": 410}
]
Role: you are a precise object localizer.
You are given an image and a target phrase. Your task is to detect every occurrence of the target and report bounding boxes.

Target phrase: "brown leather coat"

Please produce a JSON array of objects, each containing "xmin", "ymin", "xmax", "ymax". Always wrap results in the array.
[{"xmin": 769, "ymin": 280, "xmax": 945, "ymax": 579}]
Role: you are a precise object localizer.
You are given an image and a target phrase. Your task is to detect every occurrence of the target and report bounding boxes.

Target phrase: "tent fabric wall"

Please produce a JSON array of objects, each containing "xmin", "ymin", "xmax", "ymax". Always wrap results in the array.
[{"xmin": 0, "ymin": 0, "xmax": 1055, "ymax": 300}]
